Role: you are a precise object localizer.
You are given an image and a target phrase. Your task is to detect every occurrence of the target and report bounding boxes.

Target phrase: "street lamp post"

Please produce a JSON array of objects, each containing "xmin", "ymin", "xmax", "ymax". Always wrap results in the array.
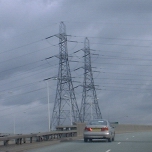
[
  {"xmin": 44, "ymin": 77, "xmax": 58, "ymax": 131},
  {"xmin": 89, "ymin": 102, "xmax": 93, "ymax": 120},
  {"xmin": 13, "ymin": 114, "xmax": 16, "ymax": 134},
  {"xmin": 69, "ymin": 98, "xmax": 72, "ymax": 125},
  {"xmin": 47, "ymin": 81, "xmax": 51, "ymax": 132}
]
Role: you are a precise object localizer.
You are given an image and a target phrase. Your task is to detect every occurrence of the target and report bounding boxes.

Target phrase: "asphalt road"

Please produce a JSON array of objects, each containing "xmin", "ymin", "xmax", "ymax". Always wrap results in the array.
[{"xmin": 26, "ymin": 131, "xmax": 152, "ymax": 152}]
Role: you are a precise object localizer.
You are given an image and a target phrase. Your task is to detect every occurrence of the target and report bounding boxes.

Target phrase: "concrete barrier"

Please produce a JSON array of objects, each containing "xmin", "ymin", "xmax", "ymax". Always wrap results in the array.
[
  {"xmin": 114, "ymin": 124, "xmax": 152, "ymax": 133},
  {"xmin": 56, "ymin": 123, "xmax": 86, "ymax": 137},
  {"xmin": 76, "ymin": 123, "xmax": 86, "ymax": 137}
]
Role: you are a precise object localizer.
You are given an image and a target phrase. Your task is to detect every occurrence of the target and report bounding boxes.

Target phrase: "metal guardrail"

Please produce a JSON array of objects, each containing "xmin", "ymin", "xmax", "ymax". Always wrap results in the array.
[
  {"xmin": 0, "ymin": 129, "xmax": 77, "ymax": 146},
  {"xmin": 0, "ymin": 123, "xmax": 86, "ymax": 146},
  {"xmin": 56, "ymin": 125, "xmax": 77, "ymax": 131}
]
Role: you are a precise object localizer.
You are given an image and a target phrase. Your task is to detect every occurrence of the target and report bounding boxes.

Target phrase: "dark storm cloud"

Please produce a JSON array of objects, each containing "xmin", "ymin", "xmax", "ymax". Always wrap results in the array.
[{"xmin": 0, "ymin": 0, "xmax": 152, "ymax": 133}]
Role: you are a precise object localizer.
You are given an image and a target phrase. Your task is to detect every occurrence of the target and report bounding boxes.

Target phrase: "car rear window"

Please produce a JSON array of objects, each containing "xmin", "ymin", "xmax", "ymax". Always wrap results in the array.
[{"xmin": 89, "ymin": 120, "xmax": 107, "ymax": 125}]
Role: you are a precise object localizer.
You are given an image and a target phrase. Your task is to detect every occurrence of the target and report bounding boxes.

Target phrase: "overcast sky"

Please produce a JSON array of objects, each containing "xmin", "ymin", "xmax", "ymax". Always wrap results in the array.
[{"xmin": 0, "ymin": 0, "xmax": 152, "ymax": 134}]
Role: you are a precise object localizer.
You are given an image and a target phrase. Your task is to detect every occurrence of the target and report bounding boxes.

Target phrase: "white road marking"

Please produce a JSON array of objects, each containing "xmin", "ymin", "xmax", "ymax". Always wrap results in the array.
[
  {"xmin": 126, "ymin": 138, "xmax": 128, "ymax": 140},
  {"xmin": 105, "ymin": 149, "xmax": 111, "ymax": 152},
  {"xmin": 118, "ymin": 142, "xmax": 121, "ymax": 144}
]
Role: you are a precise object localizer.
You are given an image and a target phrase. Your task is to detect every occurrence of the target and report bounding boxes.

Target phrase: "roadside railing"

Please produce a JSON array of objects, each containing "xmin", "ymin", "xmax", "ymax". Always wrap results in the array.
[{"xmin": 0, "ymin": 123, "xmax": 85, "ymax": 146}]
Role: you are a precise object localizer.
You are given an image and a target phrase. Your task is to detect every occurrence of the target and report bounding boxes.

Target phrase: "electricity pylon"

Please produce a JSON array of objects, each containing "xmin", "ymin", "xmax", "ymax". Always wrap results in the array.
[
  {"xmin": 51, "ymin": 22, "xmax": 80, "ymax": 129},
  {"xmin": 80, "ymin": 37, "xmax": 102, "ymax": 123}
]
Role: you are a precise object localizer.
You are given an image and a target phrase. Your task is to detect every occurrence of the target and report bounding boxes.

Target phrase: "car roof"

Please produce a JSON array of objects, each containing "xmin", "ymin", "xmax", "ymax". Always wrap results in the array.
[
  {"xmin": 89, "ymin": 119, "xmax": 109, "ymax": 122},
  {"xmin": 85, "ymin": 119, "xmax": 111, "ymax": 125}
]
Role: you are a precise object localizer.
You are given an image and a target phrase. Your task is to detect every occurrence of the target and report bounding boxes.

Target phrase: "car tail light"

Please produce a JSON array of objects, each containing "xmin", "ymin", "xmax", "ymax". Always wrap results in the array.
[
  {"xmin": 101, "ymin": 127, "xmax": 109, "ymax": 131},
  {"xmin": 85, "ymin": 127, "xmax": 92, "ymax": 131}
]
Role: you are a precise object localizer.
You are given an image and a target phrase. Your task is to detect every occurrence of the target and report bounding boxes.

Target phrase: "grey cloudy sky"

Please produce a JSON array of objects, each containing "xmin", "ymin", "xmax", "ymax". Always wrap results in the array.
[{"xmin": 0, "ymin": 0, "xmax": 152, "ymax": 134}]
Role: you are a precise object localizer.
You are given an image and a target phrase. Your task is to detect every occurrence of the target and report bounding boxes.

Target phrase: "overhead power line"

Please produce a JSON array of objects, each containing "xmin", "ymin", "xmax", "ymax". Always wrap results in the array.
[
  {"xmin": 67, "ymin": 39, "xmax": 150, "ymax": 48},
  {"xmin": 68, "ymin": 35, "xmax": 152, "ymax": 42}
]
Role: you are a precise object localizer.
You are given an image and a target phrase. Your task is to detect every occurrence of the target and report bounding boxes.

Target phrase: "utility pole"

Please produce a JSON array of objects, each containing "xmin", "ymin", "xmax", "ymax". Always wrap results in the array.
[
  {"xmin": 50, "ymin": 22, "xmax": 80, "ymax": 129},
  {"xmin": 47, "ymin": 81, "xmax": 51, "ymax": 132},
  {"xmin": 13, "ymin": 114, "xmax": 16, "ymax": 134},
  {"xmin": 80, "ymin": 37, "xmax": 102, "ymax": 123}
]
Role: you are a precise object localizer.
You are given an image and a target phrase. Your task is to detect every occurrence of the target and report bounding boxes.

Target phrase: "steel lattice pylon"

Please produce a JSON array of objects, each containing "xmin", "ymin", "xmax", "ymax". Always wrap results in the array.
[
  {"xmin": 51, "ymin": 22, "xmax": 80, "ymax": 129},
  {"xmin": 80, "ymin": 37, "xmax": 102, "ymax": 123}
]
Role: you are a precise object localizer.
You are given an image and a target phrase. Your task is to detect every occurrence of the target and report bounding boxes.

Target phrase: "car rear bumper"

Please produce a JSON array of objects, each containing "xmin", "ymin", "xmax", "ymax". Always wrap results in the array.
[{"xmin": 84, "ymin": 131, "xmax": 112, "ymax": 139}]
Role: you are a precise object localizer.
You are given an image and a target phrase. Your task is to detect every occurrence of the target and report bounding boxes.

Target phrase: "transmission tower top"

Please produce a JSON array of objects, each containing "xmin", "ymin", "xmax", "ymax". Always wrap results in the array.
[
  {"xmin": 84, "ymin": 37, "xmax": 90, "ymax": 49},
  {"xmin": 59, "ymin": 21, "xmax": 66, "ymax": 34}
]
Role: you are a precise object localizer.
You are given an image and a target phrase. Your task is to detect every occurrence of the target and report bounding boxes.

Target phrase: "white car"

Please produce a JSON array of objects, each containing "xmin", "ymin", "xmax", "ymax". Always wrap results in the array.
[{"xmin": 83, "ymin": 119, "xmax": 115, "ymax": 142}]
